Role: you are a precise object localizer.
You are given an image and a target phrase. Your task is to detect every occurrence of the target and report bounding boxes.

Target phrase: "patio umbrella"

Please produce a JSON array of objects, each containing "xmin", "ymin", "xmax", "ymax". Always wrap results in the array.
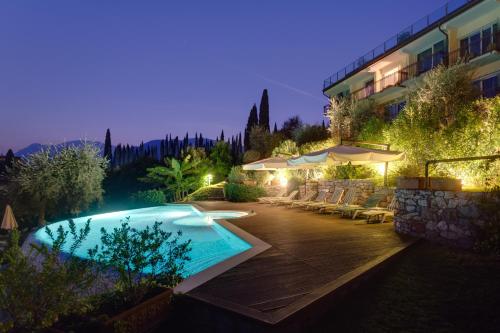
[
  {"xmin": 1, "ymin": 205, "xmax": 18, "ymax": 230},
  {"xmin": 287, "ymin": 145, "xmax": 405, "ymax": 167},
  {"xmin": 288, "ymin": 145, "xmax": 405, "ymax": 186},
  {"xmin": 242, "ymin": 157, "xmax": 290, "ymax": 171}
]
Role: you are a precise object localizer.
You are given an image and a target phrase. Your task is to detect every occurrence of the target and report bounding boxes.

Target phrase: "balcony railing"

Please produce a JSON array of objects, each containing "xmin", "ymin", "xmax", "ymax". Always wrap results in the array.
[
  {"xmin": 323, "ymin": 0, "xmax": 482, "ymax": 91},
  {"xmin": 347, "ymin": 31, "xmax": 500, "ymax": 102}
]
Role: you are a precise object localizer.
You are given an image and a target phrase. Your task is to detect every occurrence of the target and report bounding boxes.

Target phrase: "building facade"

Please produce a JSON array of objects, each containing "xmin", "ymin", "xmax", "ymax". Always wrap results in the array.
[{"xmin": 323, "ymin": 0, "xmax": 500, "ymax": 121}]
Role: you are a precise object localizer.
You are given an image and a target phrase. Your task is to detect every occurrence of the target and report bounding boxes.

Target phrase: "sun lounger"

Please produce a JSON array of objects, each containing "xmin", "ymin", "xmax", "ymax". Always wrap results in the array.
[
  {"xmin": 258, "ymin": 189, "xmax": 287, "ymax": 204},
  {"xmin": 337, "ymin": 192, "xmax": 386, "ymax": 218},
  {"xmin": 355, "ymin": 196, "xmax": 398, "ymax": 223},
  {"xmin": 306, "ymin": 187, "xmax": 345, "ymax": 210},
  {"xmin": 266, "ymin": 190, "xmax": 299, "ymax": 204},
  {"xmin": 319, "ymin": 188, "xmax": 357, "ymax": 214},
  {"xmin": 290, "ymin": 190, "xmax": 329, "ymax": 208},
  {"xmin": 275, "ymin": 191, "xmax": 316, "ymax": 206}
]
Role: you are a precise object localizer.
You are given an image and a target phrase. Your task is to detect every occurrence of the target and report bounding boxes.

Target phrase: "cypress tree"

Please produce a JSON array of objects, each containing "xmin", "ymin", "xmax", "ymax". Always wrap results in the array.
[
  {"xmin": 258, "ymin": 89, "xmax": 270, "ymax": 132},
  {"xmin": 5, "ymin": 149, "xmax": 15, "ymax": 168},
  {"xmin": 244, "ymin": 104, "xmax": 259, "ymax": 150},
  {"xmin": 103, "ymin": 128, "xmax": 112, "ymax": 160},
  {"xmin": 220, "ymin": 130, "xmax": 225, "ymax": 142},
  {"xmin": 273, "ymin": 122, "xmax": 278, "ymax": 133},
  {"xmin": 160, "ymin": 140, "xmax": 165, "ymax": 159}
]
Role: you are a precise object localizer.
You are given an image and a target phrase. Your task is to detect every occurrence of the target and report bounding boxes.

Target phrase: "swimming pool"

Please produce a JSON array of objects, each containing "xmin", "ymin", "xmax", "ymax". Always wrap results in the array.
[{"xmin": 33, "ymin": 205, "xmax": 252, "ymax": 277}]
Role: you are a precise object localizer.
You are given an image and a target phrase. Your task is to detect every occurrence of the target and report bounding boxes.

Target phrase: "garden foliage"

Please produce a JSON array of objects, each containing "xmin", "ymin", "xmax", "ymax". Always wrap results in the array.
[
  {"xmin": 0, "ymin": 220, "xmax": 98, "ymax": 332},
  {"xmin": 224, "ymin": 183, "xmax": 266, "ymax": 202}
]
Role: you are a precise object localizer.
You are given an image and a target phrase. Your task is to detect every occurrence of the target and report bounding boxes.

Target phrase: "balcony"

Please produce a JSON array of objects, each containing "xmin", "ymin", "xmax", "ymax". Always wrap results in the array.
[
  {"xmin": 348, "ymin": 31, "xmax": 500, "ymax": 102},
  {"xmin": 323, "ymin": 0, "xmax": 483, "ymax": 91}
]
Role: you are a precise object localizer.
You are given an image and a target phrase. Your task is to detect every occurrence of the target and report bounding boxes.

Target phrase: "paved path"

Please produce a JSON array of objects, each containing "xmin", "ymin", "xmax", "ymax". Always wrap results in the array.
[{"xmin": 187, "ymin": 201, "xmax": 414, "ymax": 324}]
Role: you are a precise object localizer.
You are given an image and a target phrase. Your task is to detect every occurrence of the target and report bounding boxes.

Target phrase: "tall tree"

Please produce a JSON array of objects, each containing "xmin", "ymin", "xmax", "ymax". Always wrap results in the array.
[
  {"xmin": 258, "ymin": 89, "xmax": 270, "ymax": 132},
  {"xmin": 5, "ymin": 149, "xmax": 15, "ymax": 168},
  {"xmin": 273, "ymin": 122, "xmax": 278, "ymax": 134},
  {"xmin": 244, "ymin": 104, "xmax": 259, "ymax": 150},
  {"xmin": 220, "ymin": 130, "xmax": 225, "ymax": 142},
  {"xmin": 103, "ymin": 128, "xmax": 112, "ymax": 160}
]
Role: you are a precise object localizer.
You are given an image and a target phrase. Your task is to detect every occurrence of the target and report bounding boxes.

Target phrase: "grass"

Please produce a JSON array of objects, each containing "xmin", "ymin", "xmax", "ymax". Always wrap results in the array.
[{"xmin": 312, "ymin": 241, "xmax": 500, "ymax": 333}]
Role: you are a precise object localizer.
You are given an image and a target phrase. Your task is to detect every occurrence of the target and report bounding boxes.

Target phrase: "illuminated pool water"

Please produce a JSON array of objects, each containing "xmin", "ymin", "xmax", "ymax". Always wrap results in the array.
[{"xmin": 33, "ymin": 205, "xmax": 252, "ymax": 277}]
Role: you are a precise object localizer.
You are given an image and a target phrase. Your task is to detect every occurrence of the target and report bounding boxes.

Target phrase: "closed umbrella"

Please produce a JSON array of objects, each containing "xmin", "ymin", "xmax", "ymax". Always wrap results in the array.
[{"xmin": 1, "ymin": 205, "xmax": 18, "ymax": 230}]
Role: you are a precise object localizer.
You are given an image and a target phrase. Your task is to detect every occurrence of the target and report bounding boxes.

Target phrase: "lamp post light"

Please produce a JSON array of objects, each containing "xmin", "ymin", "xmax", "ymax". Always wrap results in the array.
[{"xmin": 205, "ymin": 174, "xmax": 213, "ymax": 186}]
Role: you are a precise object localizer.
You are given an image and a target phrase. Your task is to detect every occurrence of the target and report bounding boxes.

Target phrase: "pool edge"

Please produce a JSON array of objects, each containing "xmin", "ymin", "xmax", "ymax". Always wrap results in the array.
[{"xmin": 173, "ymin": 203, "xmax": 271, "ymax": 294}]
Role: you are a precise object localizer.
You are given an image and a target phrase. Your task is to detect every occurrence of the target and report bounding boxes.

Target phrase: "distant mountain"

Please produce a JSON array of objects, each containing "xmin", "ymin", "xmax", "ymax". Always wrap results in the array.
[
  {"xmin": 15, "ymin": 141, "xmax": 105, "ymax": 157},
  {"xmin": 15, "ymin": 138, "xmax": 216, "ymax": 158}
]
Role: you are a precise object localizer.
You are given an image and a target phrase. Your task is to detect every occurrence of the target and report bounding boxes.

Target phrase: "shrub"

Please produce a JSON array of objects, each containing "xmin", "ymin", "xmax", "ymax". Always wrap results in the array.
[
  {"xmin": 286, "ymin": 176, "xmax": 304, "ymax": 194},
  {"xmin": 130, "ymin": 189, "xmax": 166, "ymax": 207},
  {"xmin": 474, "ymin": 188, "xmax": 500, "ymax": 255},
  {"xmin": 94, "ymin": 218, "xmax": 191, "ymax": 306},
  {"xmin": 334, "ymin": 164, "xmax": 376, "ymax": 180},
  {"xmin": 184, "ymin": 182, "xmax": 225, "ymax": 201},
  {"xmin": 227, "ymin": 166, "xmax": 247, "ymax": 184},
  {"xmin": 242, "ymin": 150, "xmax": 261, "ymax": 163},
  {"xmin": 293, "ymin": 124, "xmax": 329, "ymax": 146},
  {"xmin": 0, "ymin": 220, "xmax": 98, "ymax": 332},
  {"xmin": 272, "ymin": 140, "xmax": 299, "ymax": 158},
  {"xmin": 224, "ymin": 183, "xmax": 266, "ymax": 202}
]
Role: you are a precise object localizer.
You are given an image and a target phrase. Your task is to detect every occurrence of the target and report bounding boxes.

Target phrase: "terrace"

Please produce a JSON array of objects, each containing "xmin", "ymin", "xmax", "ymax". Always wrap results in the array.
[{"xmin": 181, "ymin": 201, "xmax": 415, "ymax": 329}]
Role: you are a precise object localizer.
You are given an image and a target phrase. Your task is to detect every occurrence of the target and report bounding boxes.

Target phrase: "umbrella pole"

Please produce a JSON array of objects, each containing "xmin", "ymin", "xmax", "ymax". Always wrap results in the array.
[{"xmin": 384, "ymin": 162, "xmax": 388, "ymax": 187}]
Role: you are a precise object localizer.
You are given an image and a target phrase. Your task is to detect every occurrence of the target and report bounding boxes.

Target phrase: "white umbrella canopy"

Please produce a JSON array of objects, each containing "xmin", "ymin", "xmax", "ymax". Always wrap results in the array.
[
  {"xmin": 242, "ymin": 157, "xmax": 290, "ymax": 171},
  {"xmin": 288, "ymin": 145, "xmax": 405, "ymax": 167},
  {"xmin": 1, "ymin": 205, "xmax": 18, "ymax": 230}
]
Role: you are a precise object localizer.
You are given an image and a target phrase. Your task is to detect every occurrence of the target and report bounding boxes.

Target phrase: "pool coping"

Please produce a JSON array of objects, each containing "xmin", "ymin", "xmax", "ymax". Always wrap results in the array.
[{"xmin": 173, "ymin": 203, "xmax": 272, "ymax": 294}]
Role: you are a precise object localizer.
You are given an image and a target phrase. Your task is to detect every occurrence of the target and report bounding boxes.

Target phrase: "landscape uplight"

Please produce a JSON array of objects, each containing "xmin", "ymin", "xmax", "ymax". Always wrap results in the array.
[{"xmin": 205, "ymin": 174, "xmax": 213, "ymax": 186}]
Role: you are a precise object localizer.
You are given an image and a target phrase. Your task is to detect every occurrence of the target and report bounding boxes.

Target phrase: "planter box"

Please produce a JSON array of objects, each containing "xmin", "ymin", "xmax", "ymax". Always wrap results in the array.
[
  {"xmin": 102, "ymin": 288, "xmax": 172, "ymax": 333},
  {"xmin": 397, "ymin": 177, "xmax": 462, "ymax": 191},
  {"xmin": 50, "ymin": 288, "xmax": 173, "ymax": 333}
]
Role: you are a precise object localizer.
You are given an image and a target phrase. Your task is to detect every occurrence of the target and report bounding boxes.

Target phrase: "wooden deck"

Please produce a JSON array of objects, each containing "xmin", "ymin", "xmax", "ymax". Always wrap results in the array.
[{"xmin": 187, "ymin": 201, "xmax": 414, "ymax": 326}]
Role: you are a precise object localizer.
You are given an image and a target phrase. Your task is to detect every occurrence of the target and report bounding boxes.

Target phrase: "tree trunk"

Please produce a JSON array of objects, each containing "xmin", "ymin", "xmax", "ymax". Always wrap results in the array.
[{"xmin": 38, "ymin": 206, "xmax": 46, "ymax": 226}]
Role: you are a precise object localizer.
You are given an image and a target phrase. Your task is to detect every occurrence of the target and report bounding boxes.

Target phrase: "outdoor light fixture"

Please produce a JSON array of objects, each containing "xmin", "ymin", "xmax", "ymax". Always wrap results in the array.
[
  {"xmin": 205, "ymin": 174, "xmax": 213, "ymax": 186},
  {"xmin": 375, "ymin": 163, "xmax": 386, "ymax": 176},
  {"xmin": 279, "ymin": 174, "xmax": 288, "ymax": 187}
]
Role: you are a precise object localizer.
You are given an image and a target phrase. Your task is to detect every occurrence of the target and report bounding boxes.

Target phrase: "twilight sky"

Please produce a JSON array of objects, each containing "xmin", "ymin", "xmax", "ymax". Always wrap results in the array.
[{"xmin": 0, "ymin": 0, "xmax": 447, "ymax": 153}]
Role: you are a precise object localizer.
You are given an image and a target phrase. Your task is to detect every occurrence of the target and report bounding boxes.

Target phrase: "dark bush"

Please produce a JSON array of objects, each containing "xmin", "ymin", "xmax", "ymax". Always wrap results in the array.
[
  {"xmin": 130, "ymin": 189, "xmax": 166, "ymax": 207},
  {"xmin": 224, "ymin": 183, "xmax": 266, "ymax": 202}
]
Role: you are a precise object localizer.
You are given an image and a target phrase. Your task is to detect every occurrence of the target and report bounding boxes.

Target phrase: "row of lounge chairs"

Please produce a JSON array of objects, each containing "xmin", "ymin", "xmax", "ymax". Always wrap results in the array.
[{"xmin": 258, "ymin": 187, "xmax": 396, "ymax": 223}]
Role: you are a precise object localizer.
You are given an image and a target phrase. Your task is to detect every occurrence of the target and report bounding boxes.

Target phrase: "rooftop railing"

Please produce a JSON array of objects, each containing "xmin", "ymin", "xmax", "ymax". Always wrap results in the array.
[{"xmin": 323, "ymin": 0, "xmax": 482, "ymax": 91}]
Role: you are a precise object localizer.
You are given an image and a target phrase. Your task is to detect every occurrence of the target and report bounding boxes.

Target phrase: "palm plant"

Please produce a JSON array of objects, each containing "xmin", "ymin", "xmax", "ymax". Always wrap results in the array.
[{"xmin": 143, "ymin": 154, "xmax": 206, "ymax": 201}]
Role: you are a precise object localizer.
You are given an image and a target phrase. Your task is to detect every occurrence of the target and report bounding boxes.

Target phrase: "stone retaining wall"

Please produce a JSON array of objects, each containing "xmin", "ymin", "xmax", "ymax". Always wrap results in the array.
[
  {"xmin": 394, "ymin": 189, "xmax": 498, "ymax": 249},
  {"xmin": 317, "ymin": 179, "xmax": 375, "ymax": 205}
]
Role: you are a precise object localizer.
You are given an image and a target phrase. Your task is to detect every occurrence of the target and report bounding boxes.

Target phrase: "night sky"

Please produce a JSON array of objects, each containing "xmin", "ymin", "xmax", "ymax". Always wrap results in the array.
[{"xmin": 0, "ymin": 0, "xmax": 447, "ymax": 153}]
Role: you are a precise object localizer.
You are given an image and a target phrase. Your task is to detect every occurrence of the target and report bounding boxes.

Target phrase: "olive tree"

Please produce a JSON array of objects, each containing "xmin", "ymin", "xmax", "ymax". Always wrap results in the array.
[{"xmin": 9, "ymin": 143, "xmax": 107, "ymax": 225}]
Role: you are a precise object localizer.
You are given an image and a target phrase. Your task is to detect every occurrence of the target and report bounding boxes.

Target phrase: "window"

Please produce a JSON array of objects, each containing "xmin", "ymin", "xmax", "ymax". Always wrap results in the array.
[
  {"xmin": 365, "ymin": 79, "xmax": 374, "ymax": 97},
  {"xmin": 470, "ymin": 32, "xmax": 481, "ymax": 57},
  {"xmin": 482, "ymin": 76, "xmax": 498, "ymax": 98},
  {"xmin": 417, "ymin": 48, "xmax": 433, "ymax": 74},
  {"xmin": 460, "ymin": 23, "xmax": 499, "ymax": 59},
  {"xmin": 474, "ymin": 74, "xmax": 499, "ymax": 98},
  {"xmin": 482, "ymin": 27, "xmax": 492, "ymax": 53},
  {"xmin": 385, "ymin": 101, "xmax": 406, "ymax": 120},
  {"xmin": 433, "ymin": 40, "xmax": 446, "ymax": 66}
]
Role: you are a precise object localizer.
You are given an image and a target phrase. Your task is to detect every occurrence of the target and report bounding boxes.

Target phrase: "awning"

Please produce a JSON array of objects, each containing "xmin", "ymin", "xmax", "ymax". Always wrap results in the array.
[
  {"xmin": 1, "ymin": 205, "xmax": 18, "ymax": 230},
  {"xmin": 242, "ymin": 157, "xmax": 289, "ymax": 171},
  {"xmin": 288, "ymin": 145, "xmax": 405, "ymax": 168}
]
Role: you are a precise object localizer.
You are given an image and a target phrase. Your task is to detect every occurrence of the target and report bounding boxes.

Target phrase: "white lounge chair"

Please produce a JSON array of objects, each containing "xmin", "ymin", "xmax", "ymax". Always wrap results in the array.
[
  {"xmin": 290, "ymin": 190, "xmax": 329, "ymax": 208},
  {"xmin": 318, "ymin": 188, "xmax": 357, "ymax": 214},
  {"xmin": 306, "ymin": 187, "xmax": 345, "ymax": 210},
  {"xmin": 355, "ymin": 196, "xmax": 398, "ymax": 223},
  {"xmin": 276, "ymin": 191, "xmax": 316, "ymax": 206},
  {"xmin": 266, "ymin": 190, "xmax": 299, "ymax": 205},
  {"xmin": 258, "ymin": 189, "xmax": 287, "ymax": 204}
]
